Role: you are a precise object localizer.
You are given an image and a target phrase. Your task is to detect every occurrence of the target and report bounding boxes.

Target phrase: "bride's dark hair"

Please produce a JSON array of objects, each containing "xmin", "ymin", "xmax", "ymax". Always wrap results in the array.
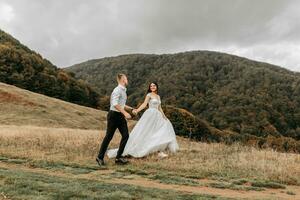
[{"xmin": 147, "ymin": 82, "xmax": 159, "ymax": 94}]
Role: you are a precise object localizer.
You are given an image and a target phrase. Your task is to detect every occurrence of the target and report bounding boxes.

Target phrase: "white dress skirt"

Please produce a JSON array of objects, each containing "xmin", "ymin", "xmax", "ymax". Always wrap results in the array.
[{"xmin": 107, "ymin": 94, "xmax": 179, "ymax": 158}]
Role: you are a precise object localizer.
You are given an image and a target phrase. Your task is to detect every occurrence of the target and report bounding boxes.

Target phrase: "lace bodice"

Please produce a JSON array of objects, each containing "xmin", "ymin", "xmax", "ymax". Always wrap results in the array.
[{"xmin": 147, "ymin": 93, "xmax": 161, "ymax": 109}]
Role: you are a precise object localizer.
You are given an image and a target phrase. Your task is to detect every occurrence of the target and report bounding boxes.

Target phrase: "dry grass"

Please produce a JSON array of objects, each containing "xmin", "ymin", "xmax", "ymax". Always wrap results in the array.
[
  {"xmin": 0, "ymin": 82, "xmax": 107, "ymax": 129},
  {"xmin": 0, "ymin": 125, "xmax": 299, "ymax": 185}
]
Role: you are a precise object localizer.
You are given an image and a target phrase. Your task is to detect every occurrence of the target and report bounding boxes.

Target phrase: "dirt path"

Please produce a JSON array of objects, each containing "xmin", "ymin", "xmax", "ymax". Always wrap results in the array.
[{"xmin": 0, "ymin": 161, "xmax": 299, "ymax": 200}]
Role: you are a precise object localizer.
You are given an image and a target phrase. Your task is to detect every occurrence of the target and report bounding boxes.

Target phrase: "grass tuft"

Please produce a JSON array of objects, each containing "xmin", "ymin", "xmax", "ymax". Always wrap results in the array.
[{"xmin": 250, "ymin": 180, "xmax": 286, "ymax": 189}]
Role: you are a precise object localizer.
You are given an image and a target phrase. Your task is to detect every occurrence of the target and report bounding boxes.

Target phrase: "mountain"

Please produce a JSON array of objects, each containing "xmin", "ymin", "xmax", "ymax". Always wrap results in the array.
[
  {"xmin": 0, "ymin": 29, "xmax": 100, "ymax": 108},
  {"xmin": 66, "ymin": 51, "xmax": 300, "ymax": 141},
  {"xmin": 0, "ymin": 82, "xmax": 106, "ymax": 129}
]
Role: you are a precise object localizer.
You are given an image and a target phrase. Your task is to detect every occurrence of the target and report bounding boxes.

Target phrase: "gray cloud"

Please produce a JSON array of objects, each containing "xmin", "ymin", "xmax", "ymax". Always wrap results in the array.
[{"xmin": 0, "ymin": 0, "xmax": 300, "ymax": 71}]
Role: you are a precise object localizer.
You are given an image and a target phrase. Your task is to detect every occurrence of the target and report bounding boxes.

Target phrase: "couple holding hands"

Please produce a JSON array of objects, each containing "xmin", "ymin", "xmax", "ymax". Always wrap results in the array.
[{"xmin": 96, "ymin": 73, "xmax": 179, "ymax": 166}]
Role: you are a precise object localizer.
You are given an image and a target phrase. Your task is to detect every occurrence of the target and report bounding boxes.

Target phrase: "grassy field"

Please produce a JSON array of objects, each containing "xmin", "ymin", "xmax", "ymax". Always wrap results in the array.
[
  {"xmin": 0, "ymin": 82, "xmax": 107, "ymax": 130},
  {"xmin": 0, "ymin": 125, "xmax": 299, "ymax": 200},
  {"xmin": 0, "ymin": 82, "xmax": 299, "ymax": 199}
]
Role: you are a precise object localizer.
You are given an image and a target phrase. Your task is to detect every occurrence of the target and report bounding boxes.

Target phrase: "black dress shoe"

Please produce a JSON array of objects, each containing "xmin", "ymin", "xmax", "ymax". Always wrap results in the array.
[
  {"xmin": 115, "ymin": 157, "xmax": 129, "ymax": 165},
  {"xmin": 96, "ymin": 157, "xmax": 105, "ymax": 166}
]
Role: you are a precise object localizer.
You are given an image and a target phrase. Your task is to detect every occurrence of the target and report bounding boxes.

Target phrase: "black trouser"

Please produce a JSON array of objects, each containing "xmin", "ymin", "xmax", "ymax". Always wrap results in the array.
[{"xmin": 97, "ymin": 110, "xmax": 129, "ymax": 159}]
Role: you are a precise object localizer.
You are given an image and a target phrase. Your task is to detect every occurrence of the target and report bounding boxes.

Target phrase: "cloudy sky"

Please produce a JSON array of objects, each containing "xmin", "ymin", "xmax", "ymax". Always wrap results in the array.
[{"xmin": 0, "ymin": 0, "xmax": 300, "ymax": 71}]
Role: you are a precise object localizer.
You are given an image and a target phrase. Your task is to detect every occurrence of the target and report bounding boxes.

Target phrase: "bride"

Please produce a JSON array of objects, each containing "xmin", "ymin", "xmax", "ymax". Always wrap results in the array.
[{"xmin": 107, "ymin": 82, "xmax": 179, "ymax": 158}]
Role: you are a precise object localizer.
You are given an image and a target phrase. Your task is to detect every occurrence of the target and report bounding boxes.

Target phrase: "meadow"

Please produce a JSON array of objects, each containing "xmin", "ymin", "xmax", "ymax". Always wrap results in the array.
[{"xmin": 0, "ymin": 125, "xmax": 299, "ymax": 199}]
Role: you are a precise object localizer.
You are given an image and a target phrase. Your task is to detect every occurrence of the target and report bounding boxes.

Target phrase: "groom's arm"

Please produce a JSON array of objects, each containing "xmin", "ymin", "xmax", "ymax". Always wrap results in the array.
[
  {"xmin": 125, "ymin": 105, "xmax": 134, "ymax": 110},
  {"xmin": 114, "ymin": 104, "xmax": 131, "ymax": 119},
  {"xmin": 111, "ymin": 88, "xmax": 131, "ymax": 119}
]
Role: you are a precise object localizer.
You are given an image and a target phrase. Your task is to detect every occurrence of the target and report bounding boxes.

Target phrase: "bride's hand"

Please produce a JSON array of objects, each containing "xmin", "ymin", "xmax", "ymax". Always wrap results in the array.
[{"xmin": 132, "ymin": 109, "xmax": 138, "ymax": 115}]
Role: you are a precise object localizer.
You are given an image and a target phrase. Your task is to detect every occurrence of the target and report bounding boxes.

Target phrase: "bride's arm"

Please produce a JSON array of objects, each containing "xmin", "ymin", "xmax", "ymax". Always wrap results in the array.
[
  {"xmin": 134, "ymin": 95, "xmax": 151, "ymax": 114},
  {"xmin": 158, "ymin": 95, "xmax": 167, "ymax": 119},
  {"xmin": 158, "ymin": 105, "xmax": 167, "ymax": 119}
]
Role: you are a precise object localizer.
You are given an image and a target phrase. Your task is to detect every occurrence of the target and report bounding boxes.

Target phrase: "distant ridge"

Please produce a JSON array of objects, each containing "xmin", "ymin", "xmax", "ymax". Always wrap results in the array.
[{"xmin": 66, "ymin": 50, "xmax": 300, "ymax": 141}]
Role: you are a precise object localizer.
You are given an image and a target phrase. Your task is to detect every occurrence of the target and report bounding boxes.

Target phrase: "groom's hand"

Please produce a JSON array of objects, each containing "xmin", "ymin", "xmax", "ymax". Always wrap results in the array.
[
  {"xmin": 123, "ymin": 111, "xmax": 132, "ymax": 119},
  {"xmin": 132, "ymin": 109, "xmax": 138, "ymax": 115},
  {"xmin": 115, "ymin": 104, "xmax": 131, "ymax": 119}
]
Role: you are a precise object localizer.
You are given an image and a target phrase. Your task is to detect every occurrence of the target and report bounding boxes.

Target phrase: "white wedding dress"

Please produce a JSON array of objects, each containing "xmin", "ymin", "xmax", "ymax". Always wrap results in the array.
[{"xmin": 107, "ymin": 93, "xmax": 179, "ymax": 158}]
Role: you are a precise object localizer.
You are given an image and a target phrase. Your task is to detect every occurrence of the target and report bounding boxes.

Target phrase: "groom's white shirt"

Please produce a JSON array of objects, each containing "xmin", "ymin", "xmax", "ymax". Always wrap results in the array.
[{"xmin": 110, "ymin": 84, "xmax": 127, "ymax": 112}]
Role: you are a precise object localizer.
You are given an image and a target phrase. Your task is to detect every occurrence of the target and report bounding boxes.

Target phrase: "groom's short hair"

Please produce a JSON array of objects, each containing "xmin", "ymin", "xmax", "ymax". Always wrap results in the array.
[{"xmin": 117, "ymin": 73, "xmax": 126, "ymax": 81}]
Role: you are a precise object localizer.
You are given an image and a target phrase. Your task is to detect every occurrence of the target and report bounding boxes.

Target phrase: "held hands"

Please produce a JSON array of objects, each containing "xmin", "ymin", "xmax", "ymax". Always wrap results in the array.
[{"xmin": 132, "ymin": 109, "xmax": 138, "ymax": 115}]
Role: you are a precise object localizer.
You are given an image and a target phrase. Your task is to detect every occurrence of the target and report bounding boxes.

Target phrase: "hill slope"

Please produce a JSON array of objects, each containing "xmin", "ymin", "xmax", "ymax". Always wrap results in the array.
[
  {"xmin": 0, "ymin": 29, "xmax": 100, "ymax": 108},
  {"xmin": 66, "ymin": 51, "xmax": 300, "ymax": 140},
  {"xmin": 0, "ymin": 82, "xmax": 106, "ymax": 130}
]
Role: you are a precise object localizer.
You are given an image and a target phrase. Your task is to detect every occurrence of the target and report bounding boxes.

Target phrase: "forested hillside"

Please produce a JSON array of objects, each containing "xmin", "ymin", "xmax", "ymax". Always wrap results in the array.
[
  {"xmin": 67, "ymin": 51, "xmax": 300, "ymax": 140},
  {"xmin": 0, "ymin": 29, "xmax": 99, "ymax": 108}
]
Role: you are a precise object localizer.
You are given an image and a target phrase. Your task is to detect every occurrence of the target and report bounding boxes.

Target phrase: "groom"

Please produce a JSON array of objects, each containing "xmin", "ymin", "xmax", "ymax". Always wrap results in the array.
[{"xmin": 96, "ymin": 73, "xmax": 133, "ymax": 166}]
